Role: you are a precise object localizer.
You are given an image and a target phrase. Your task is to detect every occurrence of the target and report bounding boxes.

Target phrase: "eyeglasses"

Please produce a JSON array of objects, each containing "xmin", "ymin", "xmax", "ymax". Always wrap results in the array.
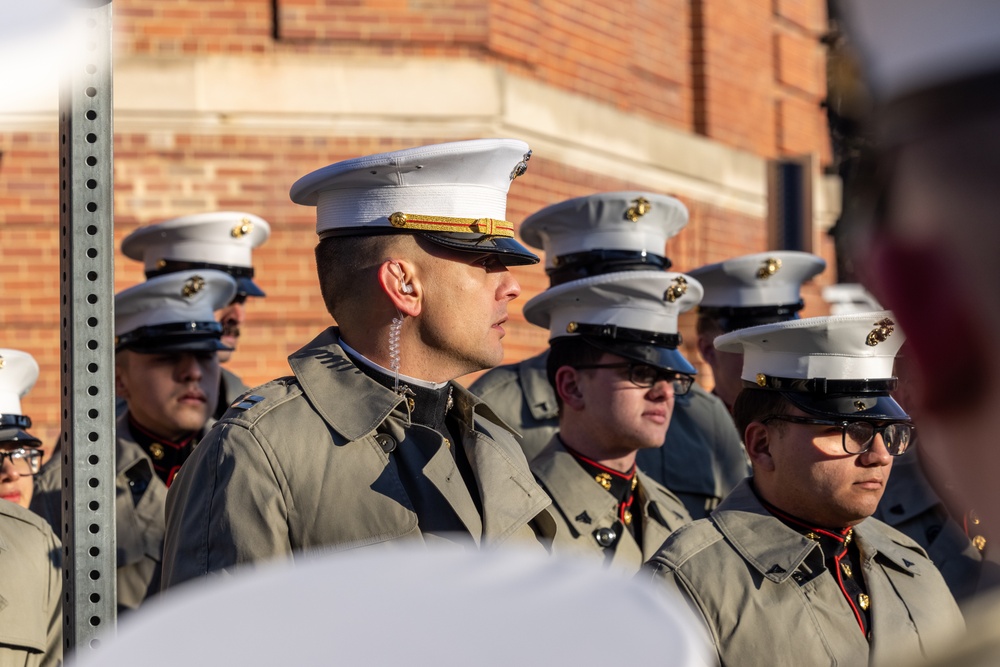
[
  {"xmin": 0, "ymin": 447, "xmax": 42, "ymax": 476},
  {"xmin": 760, "ymin": 415, "xmax": 913, "ymax": 456},
  {"xmin": 574, "ymin": 363, "xmax": 694, "ymax": 395}
]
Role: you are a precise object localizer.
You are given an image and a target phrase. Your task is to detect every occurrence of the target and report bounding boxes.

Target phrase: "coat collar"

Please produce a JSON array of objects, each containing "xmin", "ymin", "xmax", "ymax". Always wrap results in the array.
[
  {"xmin": 713, "ymin": 479, "xmax": 924, "ymax": 583},
  {"xmin": 518, "ymin": 352, "xmax": 559, "ymax": 421}
]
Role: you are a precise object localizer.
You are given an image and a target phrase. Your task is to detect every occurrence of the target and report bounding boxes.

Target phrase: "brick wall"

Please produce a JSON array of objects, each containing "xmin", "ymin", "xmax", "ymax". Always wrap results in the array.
[{"xmin": 1, "ymin": 0, "xmax": 835, "ymax": 446}]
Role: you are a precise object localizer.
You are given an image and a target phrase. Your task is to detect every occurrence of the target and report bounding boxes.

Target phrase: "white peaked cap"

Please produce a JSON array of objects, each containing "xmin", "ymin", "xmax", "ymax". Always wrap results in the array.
[
  {"xmin": 76, "ymin": 547, "xmax": 712, "ymax": 667},
  {"xmin": 525, "ymin": 271, "xmax": 702, "ymax": 338},
  {"xmin": 689, "ymin": 251, "xmax": 826, "ymax": 310},
  {"xmin": 524, "ymin": 271, "xmax": 702, "ymax": 374},
  {"xmin": 714, "ymin": 311, "xmax": 907, "ymax": 419},
  {"xmin": 122, "ymin": 211, "xmax": 271, "ymax": 274},
  {"xmin": 290, "ymin": 139, "xmax": 538, "ymax": 265},
  {"xmin": 0, "ymin": 349, "xmax": 39, "ymax": 417},
  {"xmin": 115, "ymin": 270, "xmax": 237, "ymax": 352},
  {"xmin": 519, "ymin": 191, "xmax": 688, "ymax": 271},
  {"xmin": 716, "ymin": 311, "xmax": 903, "ymax": 383},
  {"xmin": 841, "ymin": 0, "xmax": 1000, "ymax": 103}
]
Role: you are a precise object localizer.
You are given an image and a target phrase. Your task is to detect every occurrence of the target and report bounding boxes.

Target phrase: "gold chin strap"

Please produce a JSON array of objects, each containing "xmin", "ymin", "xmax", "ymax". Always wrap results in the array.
[{"xmin": 388, "ymin": 211, "xmax": 515, "ymax": 237}]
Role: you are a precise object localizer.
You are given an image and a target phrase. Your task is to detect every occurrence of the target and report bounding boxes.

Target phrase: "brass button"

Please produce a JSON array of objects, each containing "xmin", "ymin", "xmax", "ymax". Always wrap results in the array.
[
  {"xmin": 623, "ymin": 510, "xmax": 633, "ymax": 526},
  {"xmin": 858, "ymin": 593, "xmax": 870, "ymax": 611},
  {"xmin": 149, "ymin": 443, "xmax": 165, "ymax": 460}
]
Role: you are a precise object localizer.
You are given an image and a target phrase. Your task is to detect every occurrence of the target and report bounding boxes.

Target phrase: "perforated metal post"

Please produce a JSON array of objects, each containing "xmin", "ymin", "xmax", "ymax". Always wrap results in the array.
[{"xmin": 58, "ymin": 0, "xmax": 117, "ymax": 654}]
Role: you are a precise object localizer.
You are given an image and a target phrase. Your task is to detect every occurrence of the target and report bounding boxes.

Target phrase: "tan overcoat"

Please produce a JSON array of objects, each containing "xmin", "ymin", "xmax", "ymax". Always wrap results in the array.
[
  {"xmin": 161, "ymin": 328, "xmax": 553, "ymax": 588},
  {"xmin": 28, "ymin": 416, "xmax": 168, "ymax": 612},
  {"xmin": 0, "ymin": 501, "xmax": 62, "ymax": 667},
  {"xmin": 469, "ymin": 350, "xmax": 748, "ymax": 518},
  {"xmin": 531, "ymin": 436, "xmax": 690, "ymax": 574},
  {"xmin": 644, "ymin": 479, "xmax": 965, "ymax": 667}
]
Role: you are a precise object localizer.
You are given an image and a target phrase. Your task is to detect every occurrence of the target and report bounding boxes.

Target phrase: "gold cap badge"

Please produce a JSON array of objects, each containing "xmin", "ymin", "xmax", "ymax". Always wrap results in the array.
[
  {"xmin": 182, "ymin": 275, "xmax": 205, "ymax": 298},
  {"xmin": 566, "ymin": 322, "xmax": 579, "ymax": 333},
  {"xmin": 756, "ymin": 373, "xmax": 767, "ymax": 387},
  {"xmin": 866, "ymin": 318, "xmax": 895, "ymax": 347},
  {"xmin": 625, "ymin": 197, "xmax": 651, "ymax": 222},
  {"xmin": 757, "ymin": 257, "xmax": 782, "ymax": 280},
  {"xmin": 509, "ymin": 150, "xmax": 532, "ymax": 181},
  {"xmin": 232, "ymin": 217, "xmax": 253, "ymax": 238},
  {"xmin": 664, "ymin": 276, "xmax": 688, "ymax": 303}
]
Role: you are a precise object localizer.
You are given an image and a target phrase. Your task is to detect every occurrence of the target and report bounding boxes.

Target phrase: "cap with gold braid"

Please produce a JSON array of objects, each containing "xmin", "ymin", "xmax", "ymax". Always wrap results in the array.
[{"xmin": 289, "ymin": 139, "xmax": 539, "ymax": 266}]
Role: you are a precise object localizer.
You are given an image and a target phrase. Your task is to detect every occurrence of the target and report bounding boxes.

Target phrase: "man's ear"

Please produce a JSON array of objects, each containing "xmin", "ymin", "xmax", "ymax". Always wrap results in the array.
[
  {"xmin": 377, "ymin": 259, "xmax": 421, "ymax": 318},
  {"xmin": 554, "ymin": 366, "xmax": 585, "ymax": 411},
  {"xmin": 697, "ymin": 334, "xmax": 717, "ymax": 366},
  {"xmin": 114, "ymin": 359, "xmax": 129, "ymax": 400},
  {"xmin": 744, "ymin": 421, "xmax": 775, "ymax": 472}
]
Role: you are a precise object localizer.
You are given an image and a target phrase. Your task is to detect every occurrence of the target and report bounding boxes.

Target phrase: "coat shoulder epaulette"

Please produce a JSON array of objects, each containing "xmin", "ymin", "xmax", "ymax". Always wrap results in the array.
[
  {"xmin": 861, "ymin": 516, "xmax": 935, "ymax": 568},
  {"xmin": 468, "ymin": 361, "xmax": 520, "ymax": 399},
  {"xmin": 218, "ymin": 375, "xmax": 304, "ymax": 426},
  {"xmin": 0, "ymin": 500, "xmax": 58, "ymax": 540},
  {"xmin": 647, "ymin": 516, "xmax": 725, "ymax": 571}
]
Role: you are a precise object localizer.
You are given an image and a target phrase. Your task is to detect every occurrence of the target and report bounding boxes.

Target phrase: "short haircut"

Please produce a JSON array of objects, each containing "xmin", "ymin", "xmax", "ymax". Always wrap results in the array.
[
  {"xmin": 732, "ymin": 387, "xmax": 793, "ymax": 436},
  {"xmin": 315, "ymin": 234, "xmax": 400, "ymax": 322},
  {"xmin": 546, "ymin": 337, "xmax": 607, "ymax": 410}
]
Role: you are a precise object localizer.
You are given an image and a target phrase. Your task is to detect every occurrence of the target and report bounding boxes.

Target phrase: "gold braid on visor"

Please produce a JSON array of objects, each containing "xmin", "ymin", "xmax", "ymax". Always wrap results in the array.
[{"xmin": 388, "ymin": 212, "xmax": 515, "ymax": 237}]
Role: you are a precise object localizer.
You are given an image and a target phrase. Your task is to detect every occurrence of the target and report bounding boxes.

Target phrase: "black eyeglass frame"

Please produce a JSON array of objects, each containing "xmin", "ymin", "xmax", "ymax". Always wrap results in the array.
[
  {"xmin": 759, "ymin": 414, "xmax": 913, "ymax": 457},
  {"xmin": 0, "ymin": 447, "xmax": 42, "ymax": 476},
  {"xmin": 573, "ymin": 362, "xmax": 694, "ymax": 395}
]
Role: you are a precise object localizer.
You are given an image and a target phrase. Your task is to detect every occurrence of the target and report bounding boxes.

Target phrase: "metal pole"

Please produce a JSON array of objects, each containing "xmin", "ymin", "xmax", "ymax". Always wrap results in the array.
[{"xmin": 58, "ymin": 0, "xmax": 117, "ymax": 655}]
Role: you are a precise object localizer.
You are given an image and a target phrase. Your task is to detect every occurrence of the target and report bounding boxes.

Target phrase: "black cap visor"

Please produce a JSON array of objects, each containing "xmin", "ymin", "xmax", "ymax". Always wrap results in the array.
[
  {"xmin": 116, "ymin": 322, "xmax": 232, "ymax": 354},
  {"xmin": 0, "ymin": 427, "xmax": 41, "ymax": 447},
  {"xmin": 583, "ymin": 337, "xmax": 698, "ymax": 376},
  {"xmin": 420, "ymin": 232, "xmax": 539, "ymax": 266},
  {"xmin": 784, "ymin": 392, "xmax": 909, "ymax": 421},
  {"xmin": 548, "ymin": 250, "xmax": 670, "ymax": 286}
]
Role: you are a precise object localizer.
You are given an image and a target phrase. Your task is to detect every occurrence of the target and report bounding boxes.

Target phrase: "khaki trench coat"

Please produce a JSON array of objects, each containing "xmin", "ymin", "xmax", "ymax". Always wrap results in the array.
[
  {"xmin": 0, "ymin": 501, "xmax": 61, "ymax": 667},
  {"xmin": 531, "ymin": 436, "xmax": 690, "ymax": 574},
  {"xmin": 114, "ymin": 416, "xmax": 169, "ymax": 610},
  {"xmin": 644, "ymin": 479, "xmax": 965, "ymax": 667},
  {"xmin": 161, "ymin": 328, "xmax": 553, "ymax": 588},
  {"xmin": 469, "ymin": 350, "xmax": 748, "ymax": 519},
  {"xmin": 28, "ymin": 416, "xmax": 168, "ymax": 612}
]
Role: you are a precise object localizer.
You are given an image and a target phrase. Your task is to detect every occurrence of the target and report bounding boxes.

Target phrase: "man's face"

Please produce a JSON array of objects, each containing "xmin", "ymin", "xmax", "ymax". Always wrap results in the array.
[
  {"xmin": 0, "ymin": 443, "xmax": 35, "ymax": 509},
  {"xmin": 570, "ymin": 353, "xmax": 676, "ymax": 458},
  {"xmin": 413, "ymin": 244, "xmax": 521, "ymax": 378},
  {"xmin": 755, "ymin": 407, "xmax": 893, "ymax": 527},
  {"xmin": 216, "ymin": 296, "xmax": 246, "ymax": 363},
  {"xmin": 115, "ymin": 349, "xmax": 220, "ymax": 441}
]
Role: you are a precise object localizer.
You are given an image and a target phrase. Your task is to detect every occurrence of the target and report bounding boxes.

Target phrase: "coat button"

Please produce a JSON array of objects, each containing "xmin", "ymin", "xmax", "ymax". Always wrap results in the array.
[
  {"xmin": 594, "ymin": 527, "xmax": 617, "ymax": 548},
  {"xmin": 375, "ymin": 434, "xmax": 397, "ymax": 453}
]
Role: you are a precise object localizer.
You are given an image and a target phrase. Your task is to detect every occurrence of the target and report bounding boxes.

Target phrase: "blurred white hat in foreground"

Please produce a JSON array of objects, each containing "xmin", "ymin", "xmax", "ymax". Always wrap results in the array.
[{"xmin": 75, "ymin": 546, "xmax": 711, "ymax": 667}]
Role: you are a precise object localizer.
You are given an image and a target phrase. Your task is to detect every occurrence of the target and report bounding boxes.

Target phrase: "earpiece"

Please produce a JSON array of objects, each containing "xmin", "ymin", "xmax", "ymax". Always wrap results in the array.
[{"xmin": 389, "ymin": 260, "xmax": 413, "ymax": 294}]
